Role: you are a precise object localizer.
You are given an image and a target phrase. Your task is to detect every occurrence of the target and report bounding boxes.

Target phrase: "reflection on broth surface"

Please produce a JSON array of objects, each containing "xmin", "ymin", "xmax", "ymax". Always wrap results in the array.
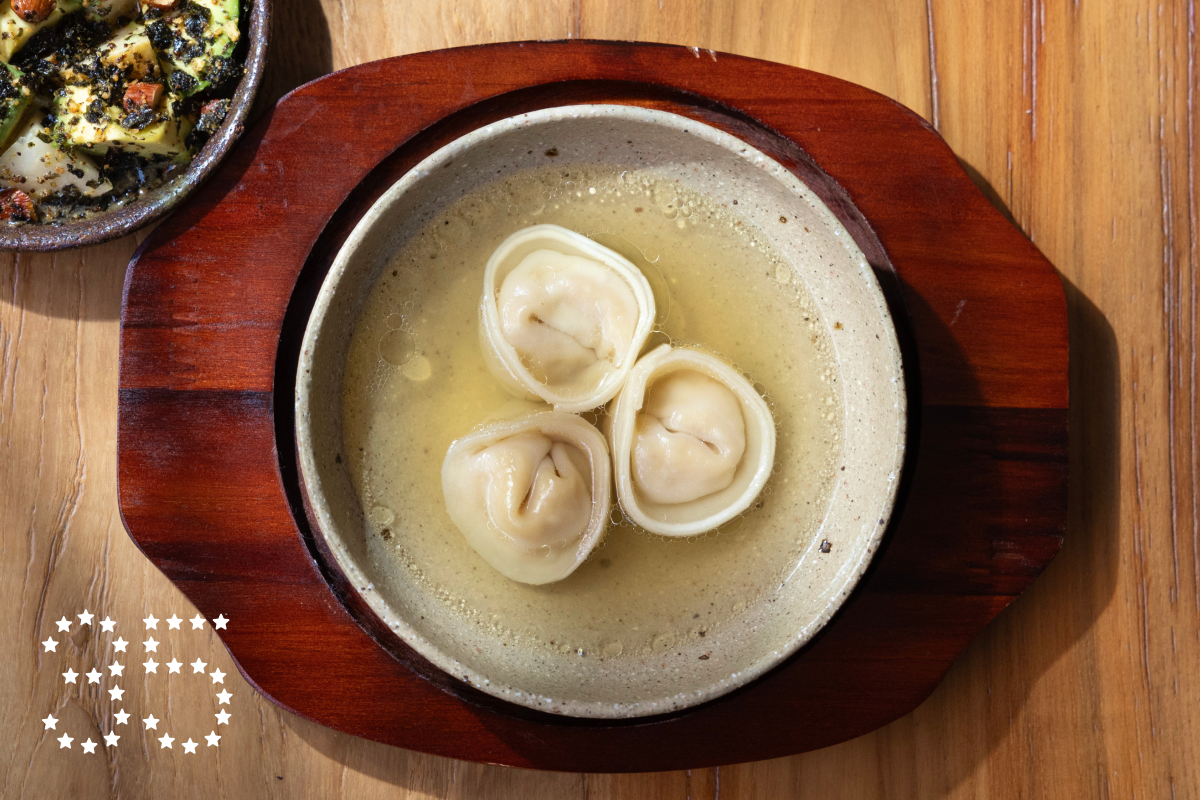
[{"xmin": 341, "ymin": 164, "xmax": 844, "ymax": 659}]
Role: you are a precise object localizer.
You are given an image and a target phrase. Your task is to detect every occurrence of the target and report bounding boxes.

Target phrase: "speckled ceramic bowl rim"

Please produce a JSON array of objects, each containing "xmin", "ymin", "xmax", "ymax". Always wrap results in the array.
[
  {"xmin": 0, "ymin": 0, "xmax": 270, "ymax": 252},
  {"xmin": 296, "ymin": 104, "xmax": 907, "ymax": 718}
]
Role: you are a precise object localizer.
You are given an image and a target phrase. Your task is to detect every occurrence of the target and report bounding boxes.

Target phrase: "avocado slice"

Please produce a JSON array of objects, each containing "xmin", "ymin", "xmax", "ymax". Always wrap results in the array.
[
  {"xmin": 145, "ymin": 0, "xmax": 238, "ymax": 95},
  {"xmin": 54, "ymin": 20, "xmax": 162, "ymax": 94},
  {"xmin": 97, "ymin": 21, "xmax": 161, "ymax": 80},
  {"xmin": 0, "ymin": 62, "xmax": 31, "ymax": 150},
  {"xmin": 55, "ymin": 82, "xmax": 192, "ymax": 158},
  {"xmin": 0, "ymin": 0, "xmax": 83, "ymax": 63},
  {"xmin": 0, "ymin": 109, "xmax": 110, "ymax": 197}
]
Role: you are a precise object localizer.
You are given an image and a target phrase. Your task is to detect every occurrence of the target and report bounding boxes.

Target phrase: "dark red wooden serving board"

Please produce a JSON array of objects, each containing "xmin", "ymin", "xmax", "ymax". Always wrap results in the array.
[{"xmin": 117, "ymin": 41, "xmax": 1068, "ymax": 772}]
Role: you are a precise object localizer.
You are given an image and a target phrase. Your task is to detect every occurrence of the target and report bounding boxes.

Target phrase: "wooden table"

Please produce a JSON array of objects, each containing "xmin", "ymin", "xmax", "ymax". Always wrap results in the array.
[{"xmin": 2, "ymin": 1, "xmax": 1194, "ymax": 797}]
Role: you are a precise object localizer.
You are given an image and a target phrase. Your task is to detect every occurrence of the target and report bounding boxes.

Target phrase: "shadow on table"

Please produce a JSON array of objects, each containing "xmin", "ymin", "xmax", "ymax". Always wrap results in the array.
[
  {"xmin": 926, "ymin": 276, "xmax": 1118, "ymax": 796},
  {"xmin": 875, "ymin": 169, "xmax": 1123, "ymax": 796},
  {"xmin": 252, "ymin": 0, "xmax": 334, "ymax": 121}
]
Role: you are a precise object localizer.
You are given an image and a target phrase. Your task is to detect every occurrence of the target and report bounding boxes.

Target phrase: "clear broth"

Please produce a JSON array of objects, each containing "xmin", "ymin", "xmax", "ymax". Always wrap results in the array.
[{"xmin": 341, "ymin": 165, "xmax": 844, "ymax": 659}]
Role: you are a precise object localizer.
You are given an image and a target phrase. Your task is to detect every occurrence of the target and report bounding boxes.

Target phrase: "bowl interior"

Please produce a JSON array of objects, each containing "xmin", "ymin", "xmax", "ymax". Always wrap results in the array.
[{"xmin": 296, "ymin": 105, "xmax": 906, "ymax": 719}]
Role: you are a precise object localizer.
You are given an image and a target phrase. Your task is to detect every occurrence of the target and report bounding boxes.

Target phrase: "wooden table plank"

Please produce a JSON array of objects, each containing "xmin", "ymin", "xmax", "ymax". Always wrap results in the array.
[{"xmin": 1, "ymin": 0, "xmax": 1195, "ymax": 796}]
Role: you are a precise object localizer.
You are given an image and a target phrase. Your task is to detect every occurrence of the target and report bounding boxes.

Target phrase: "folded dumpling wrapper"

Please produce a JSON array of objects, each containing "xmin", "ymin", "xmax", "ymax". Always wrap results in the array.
[
  {"xmin": 479, "ymin": 224, "xmax": 656, "ymax": 413},
  {"xmin": 608, "ymin": 345, "xmax": 776, "ymax": 536},
  {"xmin": 442, "ymin": 410, "xmax": 612, "ymax": 584}
]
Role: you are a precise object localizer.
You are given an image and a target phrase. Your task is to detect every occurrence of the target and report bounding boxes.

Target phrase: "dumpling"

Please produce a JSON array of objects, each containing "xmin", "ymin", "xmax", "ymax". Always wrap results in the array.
[
  {"xmin": 607, "ymin": 345, "xmax": 776, "ymax": 536},
  {"xmin": 632, "ymin": 369, "xmax": 747, "ymax": 504},
  {"xmin": 441, "ymin": 410, "xmax": 612, "ymax": 584},
  {"xmin": 479, "ymin": 224, "xmax": 656, "ymax": 413}
]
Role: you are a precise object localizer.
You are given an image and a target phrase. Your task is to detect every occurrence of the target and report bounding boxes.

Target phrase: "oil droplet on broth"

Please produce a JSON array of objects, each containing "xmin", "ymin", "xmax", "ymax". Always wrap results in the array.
[
  {"xmin": 370, "ymin": 506, "xmax": 395, "ymax": 526},
  {"xmin": 378, "ymin": 328, "xmax": 415, "ymax": 367},
  {"xmin": 651, "ymin": 633, "xmax": 674, "ymax": 652}
]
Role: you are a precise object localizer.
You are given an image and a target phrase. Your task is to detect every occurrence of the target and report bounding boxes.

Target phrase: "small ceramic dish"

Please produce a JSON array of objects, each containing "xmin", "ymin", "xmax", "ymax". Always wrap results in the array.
[
  {"xmin": 295, "ymin": 104, "xmax": 906, "ymax": 719},
  {"xmin": 0, "ymin": 0, "xmax": 269, "ymax": 252}
]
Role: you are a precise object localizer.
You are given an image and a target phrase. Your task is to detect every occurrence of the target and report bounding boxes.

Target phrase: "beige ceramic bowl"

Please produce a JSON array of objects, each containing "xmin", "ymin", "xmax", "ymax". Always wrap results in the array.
[{"xmin": 296, "ymin": 105, "xmax": 906, "ymax": 719}]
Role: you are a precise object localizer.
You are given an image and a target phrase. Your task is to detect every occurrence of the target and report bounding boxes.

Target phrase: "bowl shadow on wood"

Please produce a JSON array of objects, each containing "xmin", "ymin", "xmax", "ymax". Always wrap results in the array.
[
  {"xmin": 1, "ymin": 236, "xmax": 139, "ymax": 323},
  {"xmin": 894, "ymin": 163, "xmax": 1119, "ymax": 795},
  {"xmin": 954, "ymin": 277, "xmax": 1119, "ymax": 792},
  {"xmin": 252, "ymin": 0, "xmax": 332, "ymax": 116},
  {"xmin": 863, "ymin": 274, "xmax": 1117, "ymax": 797}
]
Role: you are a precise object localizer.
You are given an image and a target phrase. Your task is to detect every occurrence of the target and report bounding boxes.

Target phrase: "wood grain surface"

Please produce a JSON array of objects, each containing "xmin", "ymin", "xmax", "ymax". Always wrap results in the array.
[{"xmin": 2, "ymin": 0, "xmax": 1196, "ymax": 797}]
